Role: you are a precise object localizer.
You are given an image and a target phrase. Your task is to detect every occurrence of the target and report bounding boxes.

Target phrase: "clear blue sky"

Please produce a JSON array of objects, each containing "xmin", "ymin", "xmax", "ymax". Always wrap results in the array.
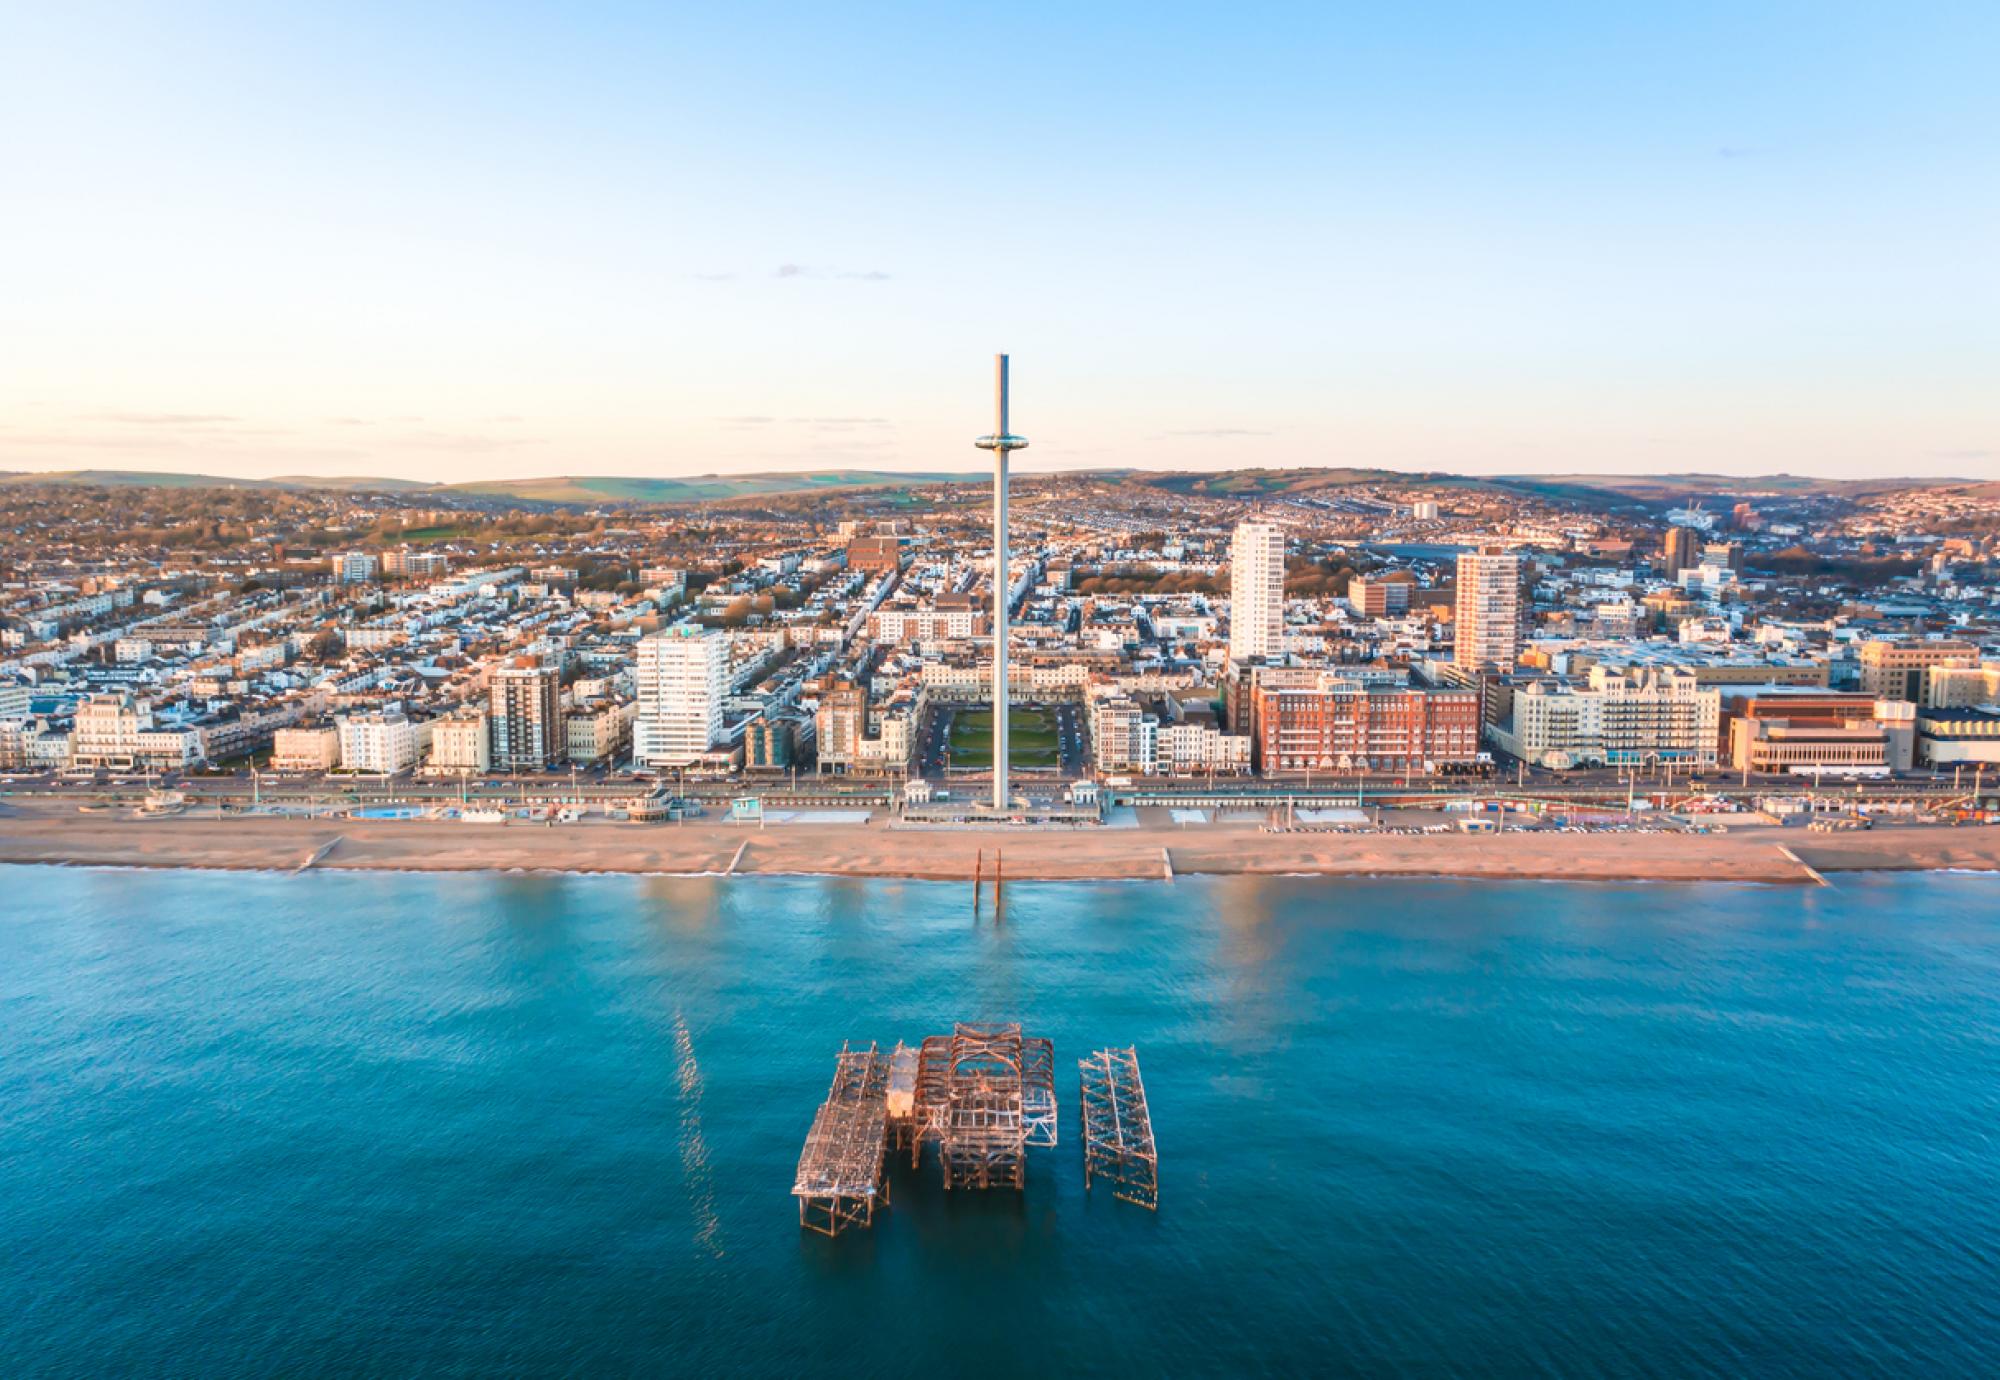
[{"xmin": 2, "ymin": 1, "xmax": 1994, "ymax": 482}]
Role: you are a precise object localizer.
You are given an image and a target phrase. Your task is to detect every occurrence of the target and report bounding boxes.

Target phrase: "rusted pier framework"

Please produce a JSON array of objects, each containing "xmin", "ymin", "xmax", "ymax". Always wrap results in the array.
[
  {"xmin": 884, "ymin": 1040, "xmax": 922, "ymax": 1156},
  {"xmin": 906, "ymin": 1034, "xmax": 954, "ymax": 1167},
  {"xmin": 1079, "ymin": 1047, "xmax": 1159, "ymax": 1210},
  {"xmin": 941, "ymin": 1022, "xmax": 1027, "ymax": 1190},
  {"xmin": 792, "ymin": 1042, "xmax": 891, "ymax": 1236},
  {"xmin": 904, "ymin": 1024, "xmax": 1056, "ymax": 1180},
  {"xmin": 799, "ymin": 1022, "xmax": 1081, "ymax": 1233},
  {"xmin": 1021, "ymin": 1035, "xmax": 1057, "ymax": 1148}
]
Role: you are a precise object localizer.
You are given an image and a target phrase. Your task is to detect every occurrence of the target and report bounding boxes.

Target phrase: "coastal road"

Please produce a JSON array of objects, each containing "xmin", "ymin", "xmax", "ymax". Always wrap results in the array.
[{"xmin": 5, "ymin": 765, "xmax": 1990, "ymax": 813}]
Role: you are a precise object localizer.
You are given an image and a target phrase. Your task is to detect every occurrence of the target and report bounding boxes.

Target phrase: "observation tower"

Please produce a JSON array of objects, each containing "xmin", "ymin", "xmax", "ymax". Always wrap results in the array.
[{"xmin": 975, "ymin": 355, "xmax": 1028, "ymax": 811}]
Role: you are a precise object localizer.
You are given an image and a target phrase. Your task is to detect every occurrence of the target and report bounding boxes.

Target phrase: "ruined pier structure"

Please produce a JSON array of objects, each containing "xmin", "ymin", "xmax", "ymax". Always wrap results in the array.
[
  {"xmin": 794, "ymin": 1022, "xmax": 1152, "ymax": 1236},
  {"xmin": 1079, "ymin": 1046, "xmax": 1159, "ymax": 1210},
  {"xmin": 791, "ymin": 1042, "xmax": 892, "ymax": 1236}
]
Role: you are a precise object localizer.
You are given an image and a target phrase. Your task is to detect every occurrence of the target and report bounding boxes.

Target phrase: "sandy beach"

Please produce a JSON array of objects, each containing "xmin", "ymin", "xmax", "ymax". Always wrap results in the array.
[{"xmin": 3, "ymin": 799, "xmax": 1998, "ymax": 884}]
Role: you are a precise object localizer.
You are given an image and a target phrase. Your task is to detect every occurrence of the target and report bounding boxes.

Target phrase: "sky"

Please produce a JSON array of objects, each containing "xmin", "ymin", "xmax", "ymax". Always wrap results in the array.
[{"xmin": 1, "ymin": 1, "xmax": 1996, "ymax": 484}]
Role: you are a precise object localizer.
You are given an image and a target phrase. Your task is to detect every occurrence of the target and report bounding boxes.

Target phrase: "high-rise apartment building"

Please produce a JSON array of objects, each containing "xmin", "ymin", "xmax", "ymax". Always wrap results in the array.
[
  {"xmin": 1661, "ymin": 525, "xmax": 1700, "ymax": 577},
  {"xmin": 634, "ymin": 627, "xmax": 728, "ymax": 768},
  {"xmin": 1454, "ymin": 546, "xmax": 1521, "ymax": 673},
  {"xmin": 814, "ymin": 682, "xmax": 868, "ymax": 770},
  {"xmin": 1228, "ymin": 522, "xmax": 1285, "ymax": 664},
  {"xmin": 489, "ymin": 657, "xmax": 562, "ymax": 770}
]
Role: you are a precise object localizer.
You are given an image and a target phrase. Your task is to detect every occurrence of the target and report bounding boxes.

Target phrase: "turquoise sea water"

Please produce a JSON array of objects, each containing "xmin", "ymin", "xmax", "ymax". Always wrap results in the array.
[{"xmin": 3, "ymin": 865, "xmax": 1998, "ymax": 1376}]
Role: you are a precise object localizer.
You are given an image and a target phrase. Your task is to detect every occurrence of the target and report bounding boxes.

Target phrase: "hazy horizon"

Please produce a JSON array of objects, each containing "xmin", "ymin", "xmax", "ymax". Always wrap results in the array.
[
  {"xmin": 3, "ymin": 3, "xmax": 1994, "ymax": 483},
  {"xmin": 0, "ymin": 460, "xmax": 1989, "ymax": 492}
]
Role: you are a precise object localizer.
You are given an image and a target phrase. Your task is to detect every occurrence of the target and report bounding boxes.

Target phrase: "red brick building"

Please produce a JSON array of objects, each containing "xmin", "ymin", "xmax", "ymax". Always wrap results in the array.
[
  {"xmin": 846, "ymin": 536, "xmax": 903, "ymax": 574},
  {"xmin": 1252, "ymin": 681, "xmax": 1482, "ymax": 773}
]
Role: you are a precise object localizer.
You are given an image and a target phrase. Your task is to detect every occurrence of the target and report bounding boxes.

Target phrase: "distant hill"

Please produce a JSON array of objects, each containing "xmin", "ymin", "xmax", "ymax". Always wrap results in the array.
[
  {"xmin": 0, "ymin": 468, "xmax": 970, "ymax": 504},
  {"xmin": 442, "ymin": 471, "xmax": 970, "ymax": 504},
  {"xmin": 1491, "ymin": 472, "xmax": 1965, "ymax": 503},
  {"xmin": 1125, "ymin": 467, "xmax": 1569, "ymax": 500},
  {"xmin": 0, "ymin": 469, "xmax": 430, "ymax": 492},
  {"xmin": 265, "ymin": 474, "xmax": 438, "ymax": 492},
  {"xmin": 0, "ymin": 465, "xmax": 1968, "ymax": 508},
  {"xmin": 1128, "ymin": 467, "xmax": 1431, "ymax": 496},
  {"xmin": 0, "ymin": 468, "xmax": 300, "ymax": 489},
  {"xmin": 1120, "ymin": 468, "xmax": 1966, "ymax": 506}
]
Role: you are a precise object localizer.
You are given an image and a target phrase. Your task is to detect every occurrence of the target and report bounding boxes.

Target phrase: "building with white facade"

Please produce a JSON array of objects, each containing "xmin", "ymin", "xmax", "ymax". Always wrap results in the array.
[
  {"xmin": 68, "ymin": 693, "xmax": 203, "ymax": 772},
  {"xmin": 1159, "ymin": 718, "xmax": 1252, "ymax": 775},
  {"xmin": 270, "ymin": 725, "xmax": 340, "ymax": 773},
  {"xmin": 425, "ymin": 713, "xmax": 491, "ymax": 775},
  {"xmin": 337, "ymin": 712, "xmax": 421, "ymax": 775},
  {"xmin": 1454, "ymin": 546, "xmax": 1521, "ymax": 673},
  {"xmin": 1227, "ymin": 522, "xmax": 1285, "ymax": 664},
  {"xmin": 565, "ymin": 701, "xmax": 635, "ymax": 765},
  {"xmin": 332, "ymin": 551, "xmax": 381, "ymax": 584},
  {"xmin": 1092, "ymin": 695, "xmax": 1159, "ymax": 775},
  {"xmin": 634, "ymin": 626, "xmax": 728, "ymax": 768},
  {"xmin": 1490, "ymin": 667, "xmax": 1720, "ymax": 770}
]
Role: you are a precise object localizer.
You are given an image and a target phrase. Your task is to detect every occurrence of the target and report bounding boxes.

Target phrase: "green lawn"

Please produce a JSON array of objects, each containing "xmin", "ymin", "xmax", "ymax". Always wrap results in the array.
[{"xmin": 947, "ymin": 707, "xmax": 1062, "ymax": 770}]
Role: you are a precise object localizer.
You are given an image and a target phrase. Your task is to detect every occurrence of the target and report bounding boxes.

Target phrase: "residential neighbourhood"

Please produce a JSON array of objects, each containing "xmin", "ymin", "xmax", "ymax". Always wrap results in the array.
[{"xmin": 4, "ymin": 472, "xmax": 1999, "ymax": 806}]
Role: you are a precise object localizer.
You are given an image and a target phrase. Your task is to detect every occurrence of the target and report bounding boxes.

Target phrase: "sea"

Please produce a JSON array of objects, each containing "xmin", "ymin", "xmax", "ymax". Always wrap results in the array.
[{"xmin": 3, "ymin": 864, "xmax": 1998, "ymax": 1377}]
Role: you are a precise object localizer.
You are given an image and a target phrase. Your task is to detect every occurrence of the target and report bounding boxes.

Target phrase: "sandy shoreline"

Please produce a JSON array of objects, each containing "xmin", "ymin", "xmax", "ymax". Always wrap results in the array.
[{"xmin": 4, "ymin": 801, "xmax": 1999, "ymax": 885}]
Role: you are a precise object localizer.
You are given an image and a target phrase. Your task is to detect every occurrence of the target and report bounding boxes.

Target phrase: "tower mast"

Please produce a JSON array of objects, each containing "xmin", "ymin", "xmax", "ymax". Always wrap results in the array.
[{"xmin": 975, "ymin": 355, "xmax": 1028, "ymax": 812}]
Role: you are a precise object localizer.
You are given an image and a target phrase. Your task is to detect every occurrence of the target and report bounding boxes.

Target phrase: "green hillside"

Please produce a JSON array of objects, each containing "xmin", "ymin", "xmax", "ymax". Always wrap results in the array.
[
  {"xmin": 0, "ymin": 469, "xmax": 432, "ymax": 492},
  {"xmin": 0, "ymin": 467, "xmax": 969, "ymax": 504},
  {"xmin": 1, "ymin": 465, "xmax": 1966, "ymax": 508},
  {"xmin": 1122, "ymin": 468, "xmax": 1967, "ymax": 506},
  {"xmin": 1491, "ymin": 472, "xmax": 1966, "ymax": 502},
  {"xmin": 445, "ymin": 471, "xmax": 970, "ymax": 504},
  {"xmin": 0, "ymin": 468, "xmax": 293, "ymax": 489},
  {"xmin": 265, "ymin": 474, "xmax": 438, "ymax": 491}
]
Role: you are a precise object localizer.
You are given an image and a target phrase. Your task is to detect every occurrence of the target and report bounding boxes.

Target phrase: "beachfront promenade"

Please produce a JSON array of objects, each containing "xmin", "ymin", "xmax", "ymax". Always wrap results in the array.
[{"xmin": 3, "ymin": 798, "xmax": 1998, "ymax": 885}]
